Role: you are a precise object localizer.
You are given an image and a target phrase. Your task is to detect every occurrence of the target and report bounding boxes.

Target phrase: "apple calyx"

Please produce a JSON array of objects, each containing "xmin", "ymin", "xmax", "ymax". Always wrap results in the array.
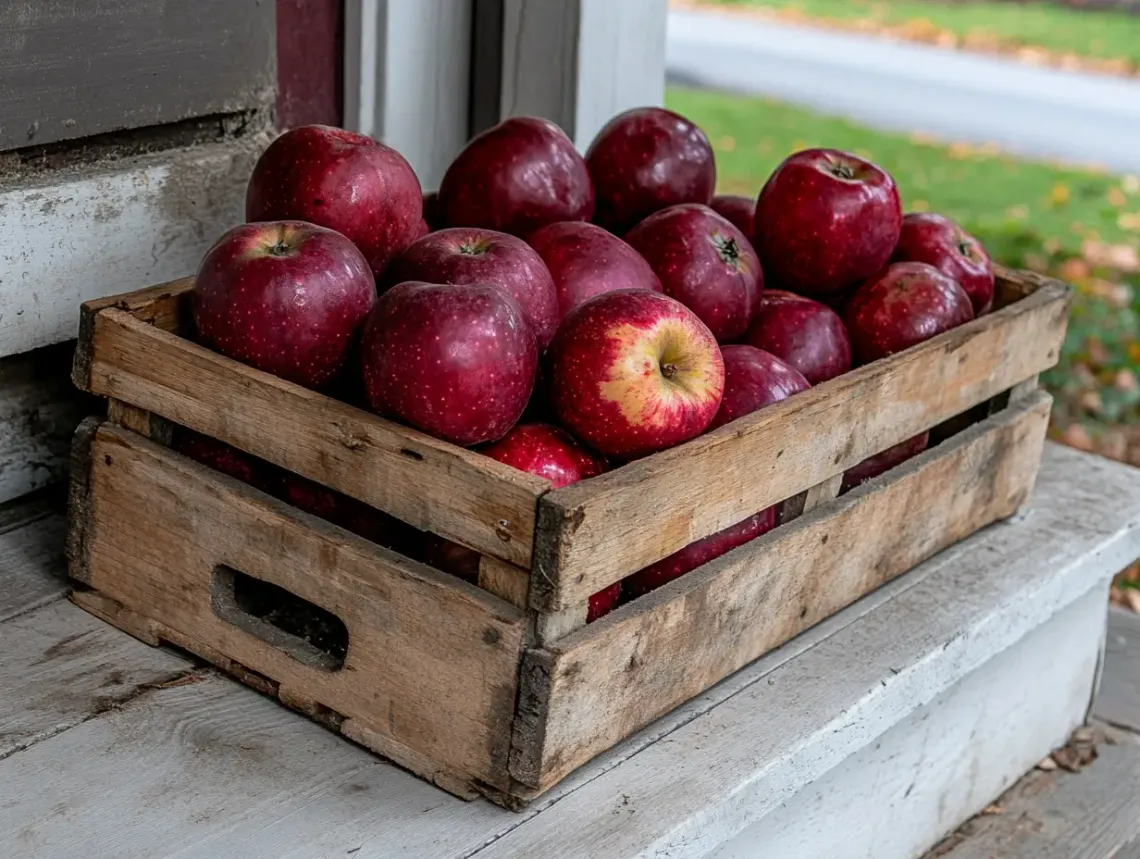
[
  {"xmin": 661, "ymin": 362, "xmax": 679, "ymax": 380},
  {"xmin": 711, "ymin": 232, "xmax": 744, "ymax": 270},
  {"xmin": 458, "ymin": 238, "xmax": 492, "ymax": 256},
  {"xmin": 266, "ymin": 241, "xmax": 293, "ymax": 257},
  {"xmin": 956, "ymin": 237, "xmax": 979, "ymax": 262},
  {"xmin": 827, "ymin": 159, "xmax": 858, "ymax": 181}
]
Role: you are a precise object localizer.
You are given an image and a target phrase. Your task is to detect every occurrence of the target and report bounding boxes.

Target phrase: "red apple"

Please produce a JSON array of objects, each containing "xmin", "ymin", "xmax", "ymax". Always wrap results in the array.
[
  {"xmin": 360, "ymin": 281, "xmax": 537, "ymax": 445},
  {"xmin": 746, "ymin": 290, "xmax": 852, "ymax": 384},
  {"xmin": 383, "ymin": 228, "xmax": 559, "ymax": 348},
  {"xmin": 625, "ymin": 204, "xmax": 763, "ymax": 344},
  {"xmin": 527, "ymin": 221, "xmax": 662, "ymax": 319},
  {"xmin": 417, "ymin": 533, "xmax": 482, "ymax": 584},
  {"xmin": 845, "ymin": 262, "xmax": 975, "ymax": 364},
  {"xmin": 588, "ymin": 107, "xmax": 711, "ymax": 234},
  {"xmin": 193, "ymin": 221, "xmax": 376, "ymax": 390},
  {"xmin": 841, "ymin": 433, "xmax": 930, "ymax": 493},
  {"xmin": 893, "ymin": 212, "xmax": 995, "ymax": 315},
  {"xmin": 588, "ymin": 583, "xmax": 623, "ymax": 622},
  {"xmin": 711, "ymin": 345, "xmax": 810, "ymax": 430},
  {"xmin": 623, "ymin": 507, "xmax": 777, "ymax": 600},
  {"xmin": 172, "ymin": 430, "xmax": 276, "ymax": 493},
  {"xmin": 422, "ymin": 191, "xmax": 442, "ymax": 230},
  {"xmin": 586, "ymin": 107, "xmax": 716, "ymax": 235},
  {"xmin": 412, "ymin": 218, "xmax": 431, "ymax": 241},
  {"xmin": 245, "ymin": 125, "xmax": 422, "ymax": 278},
  {"xmin": 710, "ymin": 194, "xmax": 756, "ymax": 237},
  {"xmin": 754, "ymin": 148, "xmax": 901, "ymax": 296},
  {"xmin": 547, "ymin": 290, "xmax": 724, "ymax": 458},
  {"xmin": 438, "ymin": 117, "xmax": 593, "ymax": 236},
  {"xmin": 481, "ymin": 423, "xmax": 606, "ymax": 488}
]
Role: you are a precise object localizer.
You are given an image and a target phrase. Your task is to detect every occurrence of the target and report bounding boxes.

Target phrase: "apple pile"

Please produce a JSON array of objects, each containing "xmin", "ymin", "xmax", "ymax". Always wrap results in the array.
[{"xmin": 187, "ymin": 108, "xmax": 996, "ymax": 620}]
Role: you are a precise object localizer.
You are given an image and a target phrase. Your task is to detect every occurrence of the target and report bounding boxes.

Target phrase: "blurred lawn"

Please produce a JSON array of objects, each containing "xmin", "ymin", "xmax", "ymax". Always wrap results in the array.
[
  {"xmin": 665, "ymin": 86, "xmax": 1140, "ymax": 457},
  {"xmin": 698, "ymin": 0, "xmax": 1140, "ymax": 68}
]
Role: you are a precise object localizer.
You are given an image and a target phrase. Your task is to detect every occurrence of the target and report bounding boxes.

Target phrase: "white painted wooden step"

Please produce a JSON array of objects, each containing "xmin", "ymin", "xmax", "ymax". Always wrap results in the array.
[{"xmin": 0, "ymin": 443, "xmax": 1138, "ymax": 858}]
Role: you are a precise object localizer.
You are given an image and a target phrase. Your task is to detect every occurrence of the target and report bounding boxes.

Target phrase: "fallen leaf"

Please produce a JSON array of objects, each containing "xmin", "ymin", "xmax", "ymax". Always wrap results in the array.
[
  {"xmin": 1124, "ymin": 175, "xmax": 1140, "ymax": 195},
  {"xmin": 911, "ymin": 199, "xmax": 930, "ymax": 212},
  {"xmin": 1109, "ymin": 187, "xmax": 1128, "ymax": 207},
  {"xmin": 718, "ymin": 135, "xmax": 737, "ymax": 153},
  {"xmin": 1036, "ymin": 757, "xmax": 1058, "ymax": 771},
  {"xmin": 1127, "ymin": 589, "xmax": 1140, "ymax": 615},
  {"xmin": 1049, "ymin": 183, "xmax": 1072, "ymax": 206},
  {"xmin": 981, "ymin": 804, "xmax": 1004, "ymax": 816},
  {"xmin": 1082, "ymin": 240, "xmax": 1140, "ymax": 273},
  {"xmin": 1062, "ymin": 424, "xmax": 1095, "ymax": 452},
  {"xmin": 1006, "ymin": 204, "xmax": 1030, "ymax": 221},
  {"xmin": 1115, "ymin": 370, "xmax": 1138, "ymax": 392},
  {"xmin": 1058, "ymin": 259, "xmax": 1090, "ymax": 282},
  {"xmin": 1117, "ymin": 213, "xmax": 1140, "ymax": 232}
]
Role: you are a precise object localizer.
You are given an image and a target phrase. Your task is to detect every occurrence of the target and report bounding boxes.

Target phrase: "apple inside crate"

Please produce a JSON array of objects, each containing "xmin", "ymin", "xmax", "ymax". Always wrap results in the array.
[{"xmin": 65, "ymin": 262, "xmax": 1068, "ymax": 809}]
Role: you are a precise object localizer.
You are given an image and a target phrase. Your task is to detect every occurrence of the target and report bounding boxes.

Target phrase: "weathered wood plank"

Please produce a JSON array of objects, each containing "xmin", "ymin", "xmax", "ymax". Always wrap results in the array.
[
  {"xmin": 0, "ymin": 139, "xmax": 265, "ymax": 359},
  {"xmin": 477, "ymin": 444, "xmax": 1140, "ymax": 859},
  {"xmin": 79, "ymin": 309, "xmax": 547, "ymax": 567},
  {"xmin": 0, "ymin": 0, "xmax": 274, "ymax": 150},
  {"xmin": 0, "ymin": 513, "xmax": 67, "ymax": 623},
  {"xmin": 926, "ymin": 731, "xmax": 1140, "ymax": 859},
  {"xmin": 79, "ymin": 424, "xmax": 528, "ymax": 789},
  {"xmin": 512, "ymin": 393, "xmax": 1052, "ymax": 790},
  {"xmin": 1096, "ymin": 607, "xmax": 1140, "ymax": 734},
  {"xmin": 532, "ymin": 271, "xmax": 1069, "ymax": 610},
  {"xmin": 0, "ymin": 343, "xmax": 93, "ymax": 504},
  {"xmin": 0, "ymin": 676, "xmax": 512, "ymax": 859},
  {"xmin": 0, "ymin": 599, "xmax": 191, "ymax": 758}
]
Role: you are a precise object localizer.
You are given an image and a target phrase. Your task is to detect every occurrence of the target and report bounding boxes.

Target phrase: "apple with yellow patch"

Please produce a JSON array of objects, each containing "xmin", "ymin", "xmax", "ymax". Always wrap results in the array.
[{"xmin": 546, "ymin": 289, "xmax": 725, "ymax": 458}]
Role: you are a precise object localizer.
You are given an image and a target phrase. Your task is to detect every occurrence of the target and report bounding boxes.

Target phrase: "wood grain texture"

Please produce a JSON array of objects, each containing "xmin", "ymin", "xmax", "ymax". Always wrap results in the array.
[
  {"xmin": 511, "ymin": 393, "xmax": 1052, "ymax": 791},
  {"xmin": 75, "ymin": 426, "xmax": 528, "ymax": 792},
  {"xmin": 0, "ymin": 513, "xmax": 67, "ymax": 623},
  {"xmin": 0, "ymin": 599, "xmax": 191, "ymax": 758},
  {"xmin": 0, "ymin": 343, "xmax": 94, "ymax": 505},
  {"xmin": 927, "ymin": 734, "xmax": 1140, "ymax": 859},
  {"xmin": 532, "ymin": 271, "xmax": 1070, "ymax": 610},
  {"xmin": 0, "ymin": 0, "xmax": 274, "ymax": 151},
  {"xmin": 82, "ymin": 307, "xmax": 547, "ymax": 567},
  {"xmin": 1097, "ymin": 607, "xmax": 1140, "ymax": 735},
  {"xmin": 78, "ymin": 424, "xmax": 528, "ymax": 790},
  {"xmin": 0, "ymin": 675, "xmax": 512, "ymax": 859},
  {"xmin": 1, "ymin": 138, "xmax": 263, "ymax": 359},
  {"xmin": 479, "ymin": 444, "xmax": 1140, "ymax": 859}
]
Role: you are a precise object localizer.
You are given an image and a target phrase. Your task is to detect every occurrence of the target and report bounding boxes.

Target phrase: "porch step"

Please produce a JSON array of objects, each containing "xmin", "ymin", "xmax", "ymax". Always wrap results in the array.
[{"xmin": 927, "ymin": 608, "xmax": 1140, "ymax": 859}]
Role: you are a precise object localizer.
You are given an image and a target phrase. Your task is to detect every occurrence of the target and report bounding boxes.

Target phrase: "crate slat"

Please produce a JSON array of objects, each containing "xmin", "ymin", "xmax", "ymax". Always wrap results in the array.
[
  {"xmin": 511, "ymin": 391, "xmax": 1052, "ymax": 790},
  {"xmin": 531, "ymin": 271, "xmax": 1069, "ymax": 610},
  {"xmin": 76, "ymin": 424, "xmax": 528, "ymax": 792},
  {"xmin": 79, "ymin": 308, "xmax": 548, "ymax": 568}
]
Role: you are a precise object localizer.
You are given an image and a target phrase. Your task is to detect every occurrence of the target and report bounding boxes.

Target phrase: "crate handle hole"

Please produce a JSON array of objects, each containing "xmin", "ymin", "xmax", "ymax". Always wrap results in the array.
[{"xmin": 211, "ymin": 566, "xmax": 348, "ymax": 672}]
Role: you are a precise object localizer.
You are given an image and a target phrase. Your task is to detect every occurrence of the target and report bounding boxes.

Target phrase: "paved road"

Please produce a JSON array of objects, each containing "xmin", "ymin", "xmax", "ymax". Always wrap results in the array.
[{"xmin": 666, "ymin": 8, "xmax": 1140, "ymax": 172}]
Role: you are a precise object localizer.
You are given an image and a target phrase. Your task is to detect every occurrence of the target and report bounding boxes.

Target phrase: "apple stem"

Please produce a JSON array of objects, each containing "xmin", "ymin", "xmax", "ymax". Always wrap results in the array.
[{"xmin": 661, "ymin": 363, "xmax": 678, "ymax": 379}]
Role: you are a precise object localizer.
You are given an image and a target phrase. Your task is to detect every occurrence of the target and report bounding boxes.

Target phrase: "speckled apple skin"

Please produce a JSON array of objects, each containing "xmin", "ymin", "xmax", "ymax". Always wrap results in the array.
[
  {"xmin": 438, "ymin": 117, "xmax": 594, "ymax": 236},
  {"xmin": 711, "ymin": 345, "xmax": 811, "ymax": 430},
  {"xmin": 245, "ymin": 125, "xmax": 422, "ymax": 279},
  {"xmin": 845, "ymin": 261, "xmax": 975, "ymax": 364},
  {"xmin": 841, "ymin": 433, "xmax": 931, "ymax": 493},
  {"xmin": 710, "ymin": 194, "xmax": 756, "ymax": 237},
  {"xmin": 746, "ymin": 290, "xmax": 851, "ymax": 385},
  {"xmin": 359, "ymin": 281, "xmax": 537, "ymax": 446},
  {"xmin": 193, "ymin": 221, "xmax": 377, "ymax": 391},
  {"xmin": 754, "ymin": 148, "xmax": 901, "ymax": 296},
  {"xmin": 893, "ymin": 212, "xmax": 995, "ymax": 315},
  {"xmin": 626, "ymin": 203, "xmax": 763, "ymax": 344},
  {"xmin": 527, "ymin": 221, "xmax": 662, "ymax": 320},
  {"xmin": 586, "ymin": 107, "xmax": 716, "ymax": 235},
  {"xmin": 480, "ymin": 423, "xmax": 607, "ymax": 489},
  {"xmin": 547, "ymin": 289, "xmax": 725, "ymax": 458},
  {"xmin": 382, "ymin": 228, "xmax": 559, "ymax": 348},
  {"xmin": 622, "ymin": 507, "xmax": 777, "ymax": 600}
]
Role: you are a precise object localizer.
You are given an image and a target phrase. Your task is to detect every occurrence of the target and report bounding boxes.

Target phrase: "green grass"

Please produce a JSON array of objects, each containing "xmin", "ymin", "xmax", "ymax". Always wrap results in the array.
[
  {"xmin": 703, "ymin": 0, "xmax": 1140, "ymax": 67},
  {"xmin": 664, "ymin": 86, "xmax": 1140, "ymax": 437}
]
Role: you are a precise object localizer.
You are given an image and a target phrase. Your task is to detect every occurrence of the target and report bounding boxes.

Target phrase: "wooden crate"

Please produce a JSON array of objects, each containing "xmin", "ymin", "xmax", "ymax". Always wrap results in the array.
[{"xmin": 66, "ymin": 267, "xmax": 1070, "ymax": 808}]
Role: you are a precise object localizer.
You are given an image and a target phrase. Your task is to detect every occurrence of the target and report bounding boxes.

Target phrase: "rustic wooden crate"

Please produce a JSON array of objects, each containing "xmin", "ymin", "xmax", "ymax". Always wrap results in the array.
[{"xmin": 66, "ymin": 267, "xmax": 1070, "ymax": 808}]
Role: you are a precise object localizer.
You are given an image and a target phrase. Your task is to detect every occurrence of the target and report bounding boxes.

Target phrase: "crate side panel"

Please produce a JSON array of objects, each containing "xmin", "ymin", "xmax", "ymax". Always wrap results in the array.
[
  {"xmin": 82, "ymin": 425, "xmax": 526, "ymax": 789},
  {"xmin": 86, "ymin": 310, "xmax": 545, "ymax": 568},
  {"xmin": 513, "ymin": 392, "xmax": 1051, "ymax": 790},
  {"xmin": 534, "ymin": 280, "xmax": 1070, "ymax": 609}
]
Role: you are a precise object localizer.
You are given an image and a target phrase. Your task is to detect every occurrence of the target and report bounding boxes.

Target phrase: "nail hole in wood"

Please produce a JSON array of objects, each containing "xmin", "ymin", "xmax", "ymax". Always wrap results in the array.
[
  {"xmin": 103, "ymin": 454, "xmax": 113, "ymax": 466},
  {"xmin": 400, "ymin": 448, "xmax": 424, "ymax": 461},
  {"xmin": 211, "ymin": 566, "xmax": 348, "ymax": 671}
]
